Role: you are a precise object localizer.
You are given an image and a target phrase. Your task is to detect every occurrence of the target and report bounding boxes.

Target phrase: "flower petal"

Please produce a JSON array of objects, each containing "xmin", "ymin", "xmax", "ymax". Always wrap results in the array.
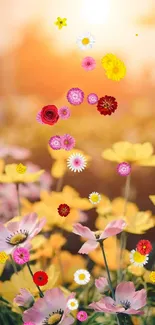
[
  {"xmin": 78, "ymin": 240, "xmax": 98, "ymax": 254},
  {"xmin": 73, "ymin": 223, "xmax": 95, "ymax": 240},
  {"xmin": 99, "ymin": 219, "xmax": 126, "ymax": 240},
  {"xmin": 115, "ymin": 282, "xmax": 135, "ymax": 304},
  {"xmin": 132, "ymin": 289, "xmax": 147, "ymax": 310}
]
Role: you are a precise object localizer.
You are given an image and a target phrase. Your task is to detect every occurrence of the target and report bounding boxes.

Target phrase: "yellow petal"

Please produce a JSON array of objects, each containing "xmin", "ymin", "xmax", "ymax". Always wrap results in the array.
[
  {"xmin": 51, "ymin": 160, "xmax": 67, "ymax": 178},
  {"xmin": 0, "ymin": 159, "xmax": 4, "ymax": 173},
  {"xmin": 101, "ymin": 149, "xmax": 120, "ymax": 162},
  {"xmin": 149, "ymin": 195, "xmax": 155, "ymax": 205}
]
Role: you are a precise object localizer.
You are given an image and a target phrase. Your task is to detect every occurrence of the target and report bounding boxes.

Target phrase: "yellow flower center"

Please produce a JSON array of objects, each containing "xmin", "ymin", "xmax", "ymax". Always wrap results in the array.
[
  {"xmin": 150, "ymin": 271, "xmax": 155, "ymax": 283},
  {"xmin": 133, "ymin": 251, "xmax": 146, "ymax": 263},
  {"xmin": 143, "ymin": 245, "xmax": 146, "ymax": 249},
  {"xmin": 70, "ymin": 302, "xmax": 76, "ymax": 307},
  {"xmin": 82, "ymin": 37, "xmax": 90, "ymax": 45},
  {"xmin": 16, "ymin": 163, "xmax": 27, "ymax": 174},
  {"xmin": 48, "ymin": 313, "xmax": 62, "ymax": 325},
  {"xmin": 79, "ymin": 273, "xmax": 86, "ymax": 280},
  {"xmin": 0, "ymin": 252, "xmax": 8, "ymax": 263},
  {"xmin": 10, "ymin": 233, "xmax": 27, "ymax": 245},
  {"xmin": 91, "ymin": 194, "xmax": 99, "ymax": 202},
  {"xmin": 113, "ymin": 67, "xmax": 119, "ymax": 74}
]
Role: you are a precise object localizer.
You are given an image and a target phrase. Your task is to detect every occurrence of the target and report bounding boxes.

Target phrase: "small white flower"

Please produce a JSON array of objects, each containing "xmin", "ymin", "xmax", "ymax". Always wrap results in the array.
[
  {"xmin": 67, "ymin": 298, "xmax": 79, "ymax": 310},
  {"xmin": 67, "ymin": 153, "xmax": 87, "ymax": 172},
  {"xmin": 130, "ymin": 249, "xmax": 149, "ymax": 267},
  {"xmin": 76, "ymin": 32, "xmax": 95, "ymax": 50},
  {"xmin": 89, "ymin": 192, "xmax": 101, "ymax": 204},
  {"xmin": 74, "ymin": 269, "xmax": 90, "ymax": 285}
]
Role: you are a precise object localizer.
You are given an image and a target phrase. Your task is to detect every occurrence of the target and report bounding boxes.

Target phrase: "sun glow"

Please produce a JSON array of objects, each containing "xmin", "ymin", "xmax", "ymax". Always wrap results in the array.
[{"xmin": 81, "ymin": 0, "xmax": 110, "ymax": 25}]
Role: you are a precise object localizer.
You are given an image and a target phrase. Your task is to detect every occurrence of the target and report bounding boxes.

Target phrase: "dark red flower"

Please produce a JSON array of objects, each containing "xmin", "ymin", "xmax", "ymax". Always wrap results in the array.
[
  {"xmin": 40, "ymin": 105, "xmax": 59, "ymax": 125},
  {"xmin": 97, "ymin": 95, "xmax": 118, "ymax": 116},
  {"xmin": 33, "ymin": 271, "xmax": 48, "ymax": 286},
  {"xmin": 136, "ymin": 240, "xmax": 152, "ymax": 255},
  {"xmin": 58, "ymin": 204, "xmax": 70, "ymax": 217}
]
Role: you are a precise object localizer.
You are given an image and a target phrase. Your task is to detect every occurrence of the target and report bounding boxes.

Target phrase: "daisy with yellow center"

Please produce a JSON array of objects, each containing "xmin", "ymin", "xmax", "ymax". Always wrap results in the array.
[
  {"xmin": 101, "ymin": 53, "xmax": 118, "ymax": 69},
  {"xmin": 149, "ymin": 271, "xmax": 155, "ymax": 283},
  {"xmin": 0, "ymin": 252, "xmax": 9, "ymax": 264},
  {"xmin": 54, "ymin": 17, "xmax": 67, "ymax": 30},
  {"xmin": 89, "ymin": 192, "xmax": 101, "ymax": 205},
  {"xmin": 76, "ymin": 32, "xmax": 95, "ymax": 50},
  {"xmin": 16, "ymin": 163, "xmax": 27, "ymax": 174},
  {"xmin": 74, "ymin": 269, "xmax": 90, "ymax": 285},
  {"xmin": 67, "ymin": 298, "xmax": 79, "ymax": 310},
  {"xmin": 130, "ymin": 249, "xmax": 149, "ymax": 267},
  {"xmin": 105, "ymin": 58, "xmax": 126, "ymax": 81}
]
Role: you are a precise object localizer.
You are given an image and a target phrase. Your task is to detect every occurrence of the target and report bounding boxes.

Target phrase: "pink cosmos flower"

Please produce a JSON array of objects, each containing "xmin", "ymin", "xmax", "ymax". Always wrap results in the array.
[
  {"xmin": 73, "ymin": 219, "xmax": 126, "ymax": 254},
  {"xmin": 0, "ymin": 213, "xmax": 46, "ymax": 254},
  {"xmin": 0, "ymin": 145, "xmax": 30, "ymax": 159},
  {"xmin": 36, "ymin": 111, "xmax": 44, "ymax": 124},
  {"xmin": 13, "ymin": 247, "xmax": 30, "ymax": 265},
  {"xmin": 67, "ymin": 88, "xmax": 84, "ymax": 105},
  {"xmin": 49, "ymin": 135, "xmax": 62, "ymax": 150},
  {"xmin": 23, "ymin": 288, "xmax": 75, "ymax": 325},
  {"xmin": 89, "ymin": 282, "xmax": 146, "ymax": 315},
  {"xmin": 81, "ymin": 56, "xmax": 96, "ymax": 71},
  {"xmin": 58, "ymin": 106, "xmax": 71, "ymax": 120},
  {"xmin": 61, "ymin": 134, "xmax": 75, "ymax": 151},
  {"xmin": 77, "ymin": 311, "xmax": 88, "ymax": 322},
  {"xmin": 95, "ymin": 277, "xmax": 109, "ymax": 293},
  {"xmin": 14, "ymin": 288, "xmax": 34, "ymax": 308}
]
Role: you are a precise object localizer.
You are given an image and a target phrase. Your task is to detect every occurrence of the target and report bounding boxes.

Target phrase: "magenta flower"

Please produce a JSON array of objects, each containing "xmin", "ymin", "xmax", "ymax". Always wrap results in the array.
[
  {"xmin": 0, "ymin": 213, "xmax": 46, "ymax": 254},
  {"xmin": 89, "ymin": 282, "xmax": 146, "ymax": 315},
  {"xmin": 73, "ymin": 220, "xmax": 126, "ymax": 254},
  {"xmin": 13, "ymin": 247, "xmax": 30, "ymax": 265},
  {"xmin": 23, "ymin": 323, "xmax": 35, "ymax": 325},
  {"xmin": 58, "ymin": 106, "xmax": 71, "ymax": 120},
  {"xmin": 36, "ymin": 111, "xmax": 44, "ymax": 124},
  {"xmin": 61, "ymin": 134, "xmax": 75, "ymax": 151},
  {"xmin": 77, "ymin": 311, "xmax": 88, "ymax": 322},
  {"xmin": 49, "ymin": 135, "xmax": 62, "ymax": 150},
  {"xmin": 81, "ymin": 56, "xmax": 96, "ymax": 71},
  {"xmin": 23, "ymin": 288, "xmax": 75, "ymax": 325},
  {"xmin": 67, "ymin": 88, "xmax": 84, "ymax": 105},
  {"xmin": 117, "ymin": 162, "xmax": 131, "ymax": 176},
  {"xmin": 95, "ymin": 277, "xmax": 109, "ymax": 293},
  {"xmin": 87, "ymin": 93, "xmax": 98, "ymax": 105},
  {"xmin": 14, "ymin": 288, "xmax": 34, "ymax": 308}
]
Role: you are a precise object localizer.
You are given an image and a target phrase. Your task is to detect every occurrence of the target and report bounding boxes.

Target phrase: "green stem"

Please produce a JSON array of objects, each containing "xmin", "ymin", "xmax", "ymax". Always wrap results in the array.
[
  {"xmin": 10, "ymin": 254, "xmax": 18, "ymax": 275},
  {"xmin": 16, "ymin": 183, "xmax": 21, "ymax": 216},
  {"xmin": 26, "ymin": 262, "xmax": 44, "ymax": 298}
]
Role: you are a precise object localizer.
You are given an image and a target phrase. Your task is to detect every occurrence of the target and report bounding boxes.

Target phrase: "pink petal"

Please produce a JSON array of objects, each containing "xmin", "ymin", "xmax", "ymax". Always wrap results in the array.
[
  {"xmin": 89, "ymin": 297, "xmax": 124, "ymax": 313},
  {"xmin": 99, "ymin": 219, "xmax": 126, "ymax": 240},
  {"xmin": 73, "ymin": 223, "xmax": 96, "ymax": 240},
  {"xmin": 44, "ymin": 288, "xmax": 66, "ymax": 311},
  {"xmin": 122, "ymin": 309, "xmax": 144, "ymax": 315},
  {"xmin": 115, "ymin": 282, "xmax": 135, "ymax": 304},
  {"xmin": 0, "ymin": 223, "xmax": 10, "ymax": 238},
  {"xmin": 95, "ymin": 277, "xmax": 109, "ymax": 292},
  {"xmin": 20, "ymin": 213, "xmax": 38, "ymax": 232},
  {"xmin": 78, "ymin": 240, "xmax": 98, "ymax": 254},
  {"xmin": 132, "ymin": 289, "xmax": 147, "ymax": 310},
  {"xmin": 61, "ymin": 315, "xmax": 75, "ymax": 325},
  {"xmin": 23, "ymin": 309, "xmax": 43, "ymax": 324},
  {"xmin": 29, "ymin": 218, "xmax": 46, "ymax": 238},
  {"xmin": 7, "ymin": 222, "xmax": 21, "ymax": 233}
]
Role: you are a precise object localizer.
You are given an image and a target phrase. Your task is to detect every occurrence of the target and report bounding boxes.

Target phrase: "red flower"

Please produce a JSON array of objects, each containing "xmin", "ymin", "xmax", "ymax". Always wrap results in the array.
[
  {"xmin": 97, "ymin": 95, "xmax": 118, "ymax": 116},
  {"xmin": 58, "ymin": 204, "xmax": 70, "ymax": 217},
  {"xmin": 40, "ymin": 105, "xmax": 59, "ymax": 125},
  {"xmin": 136, "ymin": 240, "xmax": 152, "ymax": 255},
  {"xmin": 33, "ymin": 271, "xmax": 48, "ymax": 286}
]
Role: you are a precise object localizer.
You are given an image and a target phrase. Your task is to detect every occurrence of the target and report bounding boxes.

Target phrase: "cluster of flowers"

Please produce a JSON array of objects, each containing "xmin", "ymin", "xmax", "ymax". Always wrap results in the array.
[
  {"xmin": 36, "ymin": 105, "xmax": 71, "ymax": 126},
  {"xmin": 49, "ymin": 134, "xmax": 75, "ymax": 151},
  {"xmin": 130, "ymin": 239, "xmax": 153, "ymax": 267}
]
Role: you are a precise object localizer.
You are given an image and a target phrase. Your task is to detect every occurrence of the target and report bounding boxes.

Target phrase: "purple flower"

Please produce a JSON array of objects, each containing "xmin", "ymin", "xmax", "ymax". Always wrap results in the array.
[
  {"xmin": 61, "ymin": 134, "xmax": 75, "ymax": 151},
  {"xmin": 117, "ymin": 162, "xmax": 131, "ymax": 176},
  {"xmin": 49, "ymin": 135, "xmax": 62, "ymax": 150},
  {"xmin": 87, "ymin": 93, "xmax": 98, "ymax": 105},
  {"xmin": 58, "ymin": 106, "xmax": 71, "ymax": 120},
  {"xmin": 67, "ymin": 88, "xmax": 84, "ymax": 105}
]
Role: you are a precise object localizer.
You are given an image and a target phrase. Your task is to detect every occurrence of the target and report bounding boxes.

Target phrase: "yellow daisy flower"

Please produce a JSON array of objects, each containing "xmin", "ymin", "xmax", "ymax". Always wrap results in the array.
[
  {"xmin": 0, "ymin": 163, "xmax": 44, "ymax": 183},
  {"xmin": 0, "ymin": 252, "xmax": 9, "ymax": 264},
  {"xmin": 101, "ymin": 53, "xmax": 118, "ymax": 69},
  {"xmin": 105, "ymin": 58, "xmax": 126, "ymax": 81},
  {"xmin": 149, "ymin": 271, "xmax": 155, "ymax": 283},
  {"xmin": 16, "ymin": 163, "xmax": 27, "ymax": 174},
  {"xmin": 55, "ymin": 17, "xmax": 67, "ymax": 30}
]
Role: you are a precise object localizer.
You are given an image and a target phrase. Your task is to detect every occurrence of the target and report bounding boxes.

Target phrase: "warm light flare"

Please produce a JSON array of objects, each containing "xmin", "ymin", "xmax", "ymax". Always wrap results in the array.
[{"xmin": 81, "ymin": 0, "xmax": 110, "ymax": 25}]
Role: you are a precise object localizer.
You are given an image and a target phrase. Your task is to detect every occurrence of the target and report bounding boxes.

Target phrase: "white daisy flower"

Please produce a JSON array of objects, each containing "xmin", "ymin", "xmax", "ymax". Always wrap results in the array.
[
  {"xmin": 67, "ymin": 153, "xmax": 87, "ymax": 172},
  {"xmin": 76, "ymin": 32, "xmax": 95, "ymax": 50},
  {"xmin": 74, "ymin": 269, "xmax": 90, "ymax": 285},
  {"xmin": 130, "ymin": 249, "xmax": 149, "ymax": 267},
  {"xmin": 67, "ymin": 298, "xmax": 79, "ymax": 310},
  {"xmin": 89, "ymin": 192, "xmax": 101, "ymax": 204}
]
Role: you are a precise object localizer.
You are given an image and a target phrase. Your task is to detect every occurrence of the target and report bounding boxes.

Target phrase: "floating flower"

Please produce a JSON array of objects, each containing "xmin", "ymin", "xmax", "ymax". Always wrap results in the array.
[
  {"xmin": 0, "ymin": 213, "xmax": 46, "ymax": 254},
  {"xmin": 89, "ymin": 192, "xmax": 101, "ymax": 204},
  {"xmin": 77, "ymin": 311, "xmax": 88, "ymax": 322},
  {"xmin": 97, "ymin": 95, "xmax": 118, "ymax": 116},
  {"xmin": 55, "ymin": 17, "xmax": 67, "ymax": 29},
  {"xmin": 89, "ymin": 281, "xmax": 146, "ymax": 315},
  {"xmin": 101, "ymin": 53, "xmax": 118, "ymax": 69},
  {"xmin": 74, "ymin": 269, "xmax": 90, "ymax": 285},
  {"xmin": 87, "ymin": 93, "xmax": 98, "ymax": 105},
  {"xmin": 77, "ymin": 32, "xmax": 95, "ymax": 50},
  {"xmin": 95, "ymin": 277, "xmax": 109, "ymax": 293},
  {"xmin": 0, "ymin": 163, "xmax": 44, "ymax": 183},
  {"xmin": 149, "ymin": 271, "xmax": 155, "ymax": 283},
  {"xmin": 73, "ymin": 220, "xmax": 126, "ymax": 254},
  {"xmin": 0, "ymin": 251, "xmax": 9, "ymax": 264},
  {"xmin": 58, "ymin": 106, "xmax": 71, "ymax": 120},
  {"xmin": 36, "ymin": 110, "xmax": 44, "ymax": 124},
  {"xmin": 67, "ymin": 153, "xmax": 87, "ymax": 172},
  {"xmin": 14, "ymin": 288, "xmax": 34, "ymax": 308},
  {"xmin": 67, "ymin": 298, "xmax": 79, "ymax": 310},
  {"xmin": 49, "ymin": 135, "xmax": 62, "ymax": 150},
  {"xmin": 16, "ymin": 163, "xmax": 27, "ymax": 174},
  {"xmin": 40, "ymin": 105, "xmax": 59, "ymax": 125},
  {"xmin": 13, "ymin": 247, "xmax": 30, "ymax": 265},
  {"xmin": 61, "ymin": 134, "xmax": 75, "ymax": 151},
  {"xmin": 67, "ymin": 88, "xmax": 84, "ymax": 105},
  {"xmin": 105, "ymin": 58, "xmax": 126, "ymax": 81},
  {"xmin": 23, "ymin": 288, "xmax": 75, "ymax": 325},
  {"xmin": 130, "ymin": 250, "xmax": 149, "ymax": 267},
  {"xmin": 117, "ymin": 162, "xmax": 131, "ymax": 176},
  {"xmin": 57, "ymin": 203, "xmax": 70, "ymax": 217},
  {"xmin": 136, "ymin": 240, "xmax": 152, "ymax": 255},
  {"xmin": 33, "ymin": 270, "xmax": 48, "ymax": 286},
  {"xmin": 81, "ymin": 56, "xmax": 96, "ymax": 71}
]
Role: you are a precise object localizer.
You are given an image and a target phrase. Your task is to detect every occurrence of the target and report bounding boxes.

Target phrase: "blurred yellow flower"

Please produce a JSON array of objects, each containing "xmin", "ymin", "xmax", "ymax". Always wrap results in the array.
[
  {"xmin": 149, "ymin": 271, "xmax": 155, "ymax": 283},
  {"xmin": 101, "ymin": 53, "xmax": 118, "ymax": 69},
  {"xmin": 0, "ymin": 164, "xmax": 44, "ymax": 183},
  {"xmin": 105, "ymin": 58, "xmax": 126, "ymax": 81},
  {"xmin": 0, "ymin": 252, "xmax": 9, "ymax": 264},
  {"xmin": 16, "ymin": 163, "xmax": 27, "ymax": 174},
  {"xmin": 48, "ymin": 146, "xmax": 91, "ymax": 178},
  {"xmin": 102, "ymin": 142, "xmax": 155, "ymax": 166},
  {"xmin": 0, "ymin": 159, "xmax": 4, "ymax": 173},
  {"xmin": 149, "ymin": 195, "xmax": 155, "ymax": 205},
  {"xmin": 127, "ymin": 265, "xmax": 145, "ymax": 277},
  {"xmin": 55, "ymin": 17, "xmax": 67, "ymax": 30}
]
